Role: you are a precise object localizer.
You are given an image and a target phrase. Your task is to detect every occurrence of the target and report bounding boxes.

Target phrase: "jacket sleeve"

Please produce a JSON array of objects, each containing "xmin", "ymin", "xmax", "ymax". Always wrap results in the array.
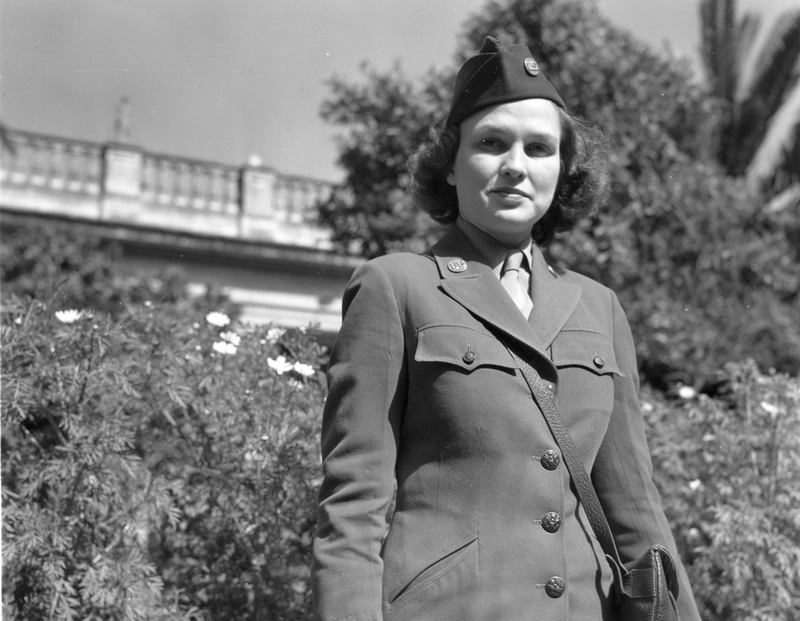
[
  {"xmin": 312, "ymin": 260, "xmax": 407, "ymax": 621},
  {"xmin": 592, "ymin": 291, "xmax": 702, "ymax": 621}
]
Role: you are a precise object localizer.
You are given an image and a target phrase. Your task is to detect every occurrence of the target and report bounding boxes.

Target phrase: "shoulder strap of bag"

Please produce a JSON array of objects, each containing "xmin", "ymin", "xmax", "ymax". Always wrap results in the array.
[{"xmin": 506, "ymin": 348, "xmax": 627, "ymax": 578}]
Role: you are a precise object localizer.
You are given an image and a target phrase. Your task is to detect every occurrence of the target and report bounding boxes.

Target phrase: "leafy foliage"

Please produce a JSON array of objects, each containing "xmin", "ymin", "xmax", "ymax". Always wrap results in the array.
[
  {"xmin": 2, "ymin": 299, "xmax": 192, "ymax": 621},
  {"xmin": 646, "ymin": 361, "xmax": 800, "ymax": 621},
  {"xmin": 318, "ymin": 63, "xmax": 451, "ymax": 258},
  {"xmin": 2, "ymin": 228, "xmax": 324, "ymax": 620},
  {"xmin": 0, "ymin": 227, "xmax": 184, "ymax": 315}
]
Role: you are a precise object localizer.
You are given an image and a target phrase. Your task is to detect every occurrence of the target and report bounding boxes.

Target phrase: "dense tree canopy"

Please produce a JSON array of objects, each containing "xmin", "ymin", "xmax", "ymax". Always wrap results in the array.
[
  {"xmin": 318, "ymin": 64, "xmax": 450, "ymax": 258},
  {"xmin": 319, "ymin": 0, "xmax": 800, "ymax": 389}
]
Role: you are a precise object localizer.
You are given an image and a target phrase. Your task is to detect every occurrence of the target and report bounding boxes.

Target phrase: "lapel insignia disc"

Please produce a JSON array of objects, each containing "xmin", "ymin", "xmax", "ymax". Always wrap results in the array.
[{"xmin": 448, "ymin": 259, "xmax": 468, "ymax": 273}]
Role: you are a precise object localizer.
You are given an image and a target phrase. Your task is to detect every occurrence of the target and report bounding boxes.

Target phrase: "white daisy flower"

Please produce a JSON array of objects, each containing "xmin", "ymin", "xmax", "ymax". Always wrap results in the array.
[
  {"xmin": 293, "ymin": 362, "xmax": 315, "ymax": 378},
  {"xmin": 55, "ymin": 309, "xmax": 83, "ymax": 324},
  {"xmin": 267, "ymin": 355, "xmax": 293, "ymax": 375},
  {"xmin": 212, "ymin": 341, "xmax": 238, "ymax": 355},
  {"xmin": 219, "ymin": 331, "xmax": 241, "ymax": 346},
  {"xmin": 266, "ymin": 327, "xmax": 286, "ymax": 344},
  {"xmin": 206, "ymin": 312, "xmax": 231, "ymax": 327}
]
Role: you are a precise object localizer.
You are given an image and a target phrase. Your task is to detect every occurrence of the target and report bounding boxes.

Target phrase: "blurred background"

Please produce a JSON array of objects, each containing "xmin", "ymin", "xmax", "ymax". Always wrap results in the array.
[{"xmin": 2, "ymin": 1, "xmax": 800, "ymax": 620}]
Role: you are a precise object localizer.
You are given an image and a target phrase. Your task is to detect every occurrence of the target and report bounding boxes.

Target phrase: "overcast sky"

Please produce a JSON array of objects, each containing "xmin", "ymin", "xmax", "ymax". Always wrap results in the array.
[{"xmin": 1, "ymin": 0, "xmax": 796, "ymax": 182}]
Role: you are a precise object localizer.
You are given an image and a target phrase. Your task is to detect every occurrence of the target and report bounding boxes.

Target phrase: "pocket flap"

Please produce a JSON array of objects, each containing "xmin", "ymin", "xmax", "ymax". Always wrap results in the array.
[
  {"xmin": 415, "ymin": 324, "xmax": 517, "ymax": 371},
  {"xmin": 551, "ymin": 331, "xmax": 625, "ymax": 377}
]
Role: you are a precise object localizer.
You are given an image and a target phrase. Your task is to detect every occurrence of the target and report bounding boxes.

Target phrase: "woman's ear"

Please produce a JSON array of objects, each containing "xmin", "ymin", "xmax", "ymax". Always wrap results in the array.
[{"xmin": 447, "ymin": 170, "xmax": 456, "ymax": 186}]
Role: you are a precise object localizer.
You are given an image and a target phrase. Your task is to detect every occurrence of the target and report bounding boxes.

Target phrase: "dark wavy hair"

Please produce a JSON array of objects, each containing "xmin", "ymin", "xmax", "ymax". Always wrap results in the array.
[{"xmin": 407, "ymin": 107, "xmax": 610, "ymax": 246}]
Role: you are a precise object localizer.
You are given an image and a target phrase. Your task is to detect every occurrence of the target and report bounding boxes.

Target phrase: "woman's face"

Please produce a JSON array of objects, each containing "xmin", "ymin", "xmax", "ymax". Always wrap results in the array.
[{"xmin": 447, "ymin": 98, "xmax": 561, "ymax": 247}]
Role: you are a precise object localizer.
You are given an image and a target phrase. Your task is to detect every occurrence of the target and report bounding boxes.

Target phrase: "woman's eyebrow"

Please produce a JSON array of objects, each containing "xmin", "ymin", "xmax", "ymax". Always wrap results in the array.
[
  {"xmin": 474, "ymin": 123, "xmax": 559, "ymax": 141},
  {"xmin": 471, "ymin": 123, "xmax": 508, "ymax": 135}
]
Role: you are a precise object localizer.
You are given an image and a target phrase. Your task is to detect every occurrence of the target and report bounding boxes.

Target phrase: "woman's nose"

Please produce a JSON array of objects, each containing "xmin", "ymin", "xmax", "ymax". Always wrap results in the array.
[{"xmin": 500, "ymin": 145, "xmax": 525, "ymax": 177}]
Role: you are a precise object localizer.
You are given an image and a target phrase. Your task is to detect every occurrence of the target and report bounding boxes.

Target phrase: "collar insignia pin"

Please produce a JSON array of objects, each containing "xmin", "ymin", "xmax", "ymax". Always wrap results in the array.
[{"xmin": 448, "ymin": 259, "xmax": 468, "ymax": 273}]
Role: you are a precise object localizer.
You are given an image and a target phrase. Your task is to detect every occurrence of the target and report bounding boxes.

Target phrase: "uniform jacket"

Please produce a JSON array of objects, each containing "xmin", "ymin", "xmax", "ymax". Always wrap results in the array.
[{"xmin": 313, "ymin": 226, "xmax": 701, "ymax": 621}]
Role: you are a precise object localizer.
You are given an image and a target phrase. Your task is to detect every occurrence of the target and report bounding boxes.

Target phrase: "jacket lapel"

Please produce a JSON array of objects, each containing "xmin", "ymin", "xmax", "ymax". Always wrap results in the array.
[
  {"xmin": 528, "ymin": 244, "xmax": 582, "ymax": 351},
  {"xmin": 429, "ymin": 227, "xmax": 583, "ymax": 359},
  {"xmin": 430, "ymin": 227, "xmax": 547, "ymax": 356}
]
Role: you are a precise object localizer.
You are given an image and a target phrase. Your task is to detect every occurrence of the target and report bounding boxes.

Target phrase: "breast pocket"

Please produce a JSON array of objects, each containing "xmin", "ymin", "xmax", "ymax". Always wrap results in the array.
[
  {"xmin": 551, "ymin": 330, "xmax": 624, "ymax": 415},
  {"xmin": 410, "ymin": 324, "xmax": 520, "ymax": 429},
  {"xmin": 415, "ymin": 323, "xmax": 517, "ymax": 373}
]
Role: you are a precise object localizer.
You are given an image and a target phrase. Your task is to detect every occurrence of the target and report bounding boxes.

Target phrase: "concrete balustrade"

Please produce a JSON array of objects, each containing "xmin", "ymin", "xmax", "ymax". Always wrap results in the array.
[{"xmin": 0, "ymin": 126, "xmax": 337, "ymax": 250}]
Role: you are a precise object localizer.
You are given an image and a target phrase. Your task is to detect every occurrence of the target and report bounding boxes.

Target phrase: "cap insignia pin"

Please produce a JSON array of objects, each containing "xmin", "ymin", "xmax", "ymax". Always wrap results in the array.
[
  {"xmin": 524, "ymin": 57, "xmax": 540, "ymax": 77},
  {"xmin": 448, "ymin": 259, "xmax": 468, "ymax": 273}
]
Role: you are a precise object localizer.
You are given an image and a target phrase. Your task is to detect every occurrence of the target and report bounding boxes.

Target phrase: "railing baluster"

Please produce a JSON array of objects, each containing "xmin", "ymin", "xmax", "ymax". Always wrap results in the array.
[
  {"xmin": 48, "ymin": 141, "xmax": 66, "ymax": 190},
  {"xmin": 85, "ymin": 147, "xmax": 101, "ymax": 195},
  {"xmin": 66, "ymin": 145, "xmax": 81, "ymax": 192},
  {"xmin": 226, "ymin": 169, "xmax": 240, "ymax": 214}
]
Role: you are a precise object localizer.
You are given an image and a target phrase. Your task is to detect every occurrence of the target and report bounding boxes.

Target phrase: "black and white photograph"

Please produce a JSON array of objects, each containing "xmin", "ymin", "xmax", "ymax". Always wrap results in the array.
[{"xmin": 2, "ymin": 1, "xmax": 799, "ymax": 619}]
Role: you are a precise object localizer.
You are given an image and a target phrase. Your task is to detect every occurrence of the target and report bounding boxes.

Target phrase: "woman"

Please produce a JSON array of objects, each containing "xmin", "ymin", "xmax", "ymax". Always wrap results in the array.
[{"xmin": 312, "ymin": 37, "xmax": 701, "ymax": 621}]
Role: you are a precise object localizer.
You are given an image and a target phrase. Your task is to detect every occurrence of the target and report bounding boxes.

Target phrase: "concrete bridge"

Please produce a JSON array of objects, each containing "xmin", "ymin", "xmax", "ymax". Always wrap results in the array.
[{"xmin": 0, "ymin": 124, "xmax": 361, "ymax": 343}]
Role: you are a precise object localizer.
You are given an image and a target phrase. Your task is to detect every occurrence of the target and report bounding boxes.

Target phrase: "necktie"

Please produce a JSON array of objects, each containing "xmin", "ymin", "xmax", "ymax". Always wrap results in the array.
[{"xmin": 501, "ymin": 249, "xmax": 533, "ymax": 318}]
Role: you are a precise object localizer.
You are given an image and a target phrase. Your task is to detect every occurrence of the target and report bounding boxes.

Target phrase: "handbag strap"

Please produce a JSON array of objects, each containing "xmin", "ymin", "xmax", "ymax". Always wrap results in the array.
[{"xmin": 506, "ymin": 349, "xmax": 626, "ymax": 575}]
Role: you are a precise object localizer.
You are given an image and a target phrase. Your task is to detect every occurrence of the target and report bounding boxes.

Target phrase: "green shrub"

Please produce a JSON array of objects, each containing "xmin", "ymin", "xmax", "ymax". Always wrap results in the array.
[
  {"xmin": 0, "ymin": 226, "xmax": 189, "ymax": 315},
  {"xmin": 2, "ymin": 294, "xmax": 324, "ymax": 620},
  {"xmin": 645, "ymin": 362, "xmax": 800, "ymax": 621},
  {"xmin": 2, "ymin": 224, "xmax": 325, "ymax": 620}
]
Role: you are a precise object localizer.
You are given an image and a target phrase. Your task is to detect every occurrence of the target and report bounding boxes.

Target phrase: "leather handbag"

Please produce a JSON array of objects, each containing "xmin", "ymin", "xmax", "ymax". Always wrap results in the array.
[{"xmin": 507, "ymin": 349, "xmax": 681, "ymax": 621}]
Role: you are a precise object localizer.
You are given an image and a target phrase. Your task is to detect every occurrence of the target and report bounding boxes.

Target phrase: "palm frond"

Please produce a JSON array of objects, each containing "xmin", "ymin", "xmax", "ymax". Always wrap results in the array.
[
  {"xmin": 764, "ymin": 183, "xmax": 800, "ymax": 213},
  {"xmin": 734, "ymin": 12, "xmax": 763, "ymax": 100},
  {"xmin": 699, "ymin": 0, "xmax": 740, "ymax": 100},
  {"xmin": 747, "ymin": 85, "xmax": 800, "ymax": 187},
  {"xmin": 741, "ymin": 9, "xmax": 800, "ymax": 118}
]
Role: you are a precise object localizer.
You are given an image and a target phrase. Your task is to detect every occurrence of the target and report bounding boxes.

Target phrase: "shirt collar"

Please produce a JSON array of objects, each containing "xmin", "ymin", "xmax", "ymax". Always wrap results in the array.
[{"xmin": 455, "ymin": 216, "xmax": 533, "ymax": 277}]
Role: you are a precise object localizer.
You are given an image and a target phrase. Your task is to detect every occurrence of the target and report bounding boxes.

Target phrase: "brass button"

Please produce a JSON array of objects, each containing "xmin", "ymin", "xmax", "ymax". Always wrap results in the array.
[
  {"xmin": 545, "ymin": 576, "xmax": 565, "ymax": 598},
  {"xmin": 593, "ymin": 355, "xmax": 605, "ymax": 369},
  {"xmin": 447, "ymin": 259, "xmax": 467, "ymax": 273},
  {"xmin": 462, "ymin": 350, "xmax": 476, "ymax": 364},
  {"xmin": 540, "ymin": 450, "xmax": 560, "ymax": 470},
  {"xmin": 541, "ymin": 512, "xmax": 561, "ymax": 533}
]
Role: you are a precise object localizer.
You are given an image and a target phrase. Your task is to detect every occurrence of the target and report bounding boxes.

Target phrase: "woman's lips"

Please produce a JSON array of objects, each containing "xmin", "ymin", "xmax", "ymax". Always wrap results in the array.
[{"xmin": 490, "ymin": 187, "xmax": 530, "ymax": 199}]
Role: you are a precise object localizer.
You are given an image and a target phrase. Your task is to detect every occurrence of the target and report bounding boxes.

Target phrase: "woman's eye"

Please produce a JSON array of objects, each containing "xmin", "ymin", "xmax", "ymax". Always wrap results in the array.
[
  {"xmin": 480, "ymin": 138, "xmax": 502, "ymax": 149},
  {"xmin": 527, "ymin": 143, "xmax": 550, "ymax": 156}
]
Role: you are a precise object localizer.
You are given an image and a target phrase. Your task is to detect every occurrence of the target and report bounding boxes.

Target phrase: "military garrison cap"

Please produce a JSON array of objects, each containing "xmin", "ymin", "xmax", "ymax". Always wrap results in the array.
[{"xmin": 445, "ymin": 36, "xmax": 565, "ymax": 127}]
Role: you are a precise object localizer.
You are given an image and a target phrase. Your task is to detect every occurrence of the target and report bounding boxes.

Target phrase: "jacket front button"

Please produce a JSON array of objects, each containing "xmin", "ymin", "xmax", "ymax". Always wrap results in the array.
[
  {"xmin": 545, "ymin": 576, "xmax": 566, "ymax": 598},
  {"xmin": 593, "ymin": 355, "xmax": 605, "ymax": 369},
  {"xmin": 541, "ymin": 512, "xmax": 561, "ymax": 533},
  {"xmin": 462, "ymin": 349, "xmax": 476, "ymax": 364},
  {"xmin": 540, "ymin": 450, "xmax": 560, "ymax": 470}
]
